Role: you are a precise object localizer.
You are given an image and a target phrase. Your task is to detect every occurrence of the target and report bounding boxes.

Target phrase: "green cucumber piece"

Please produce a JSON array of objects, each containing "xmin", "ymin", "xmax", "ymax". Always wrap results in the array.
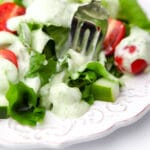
[
  {"xmin": 0, "ymin": 96, "xmax": 9, "ymax": 119},
  {"xmin": 91, "ymin": 78, "xmax": 120, "ymax": 102}
]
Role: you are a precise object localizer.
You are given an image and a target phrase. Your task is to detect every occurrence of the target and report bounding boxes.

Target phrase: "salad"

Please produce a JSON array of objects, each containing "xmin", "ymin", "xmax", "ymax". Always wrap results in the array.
[{"xmin": 0, "ymin": 0, "xmax": 150, "ymax": 126}]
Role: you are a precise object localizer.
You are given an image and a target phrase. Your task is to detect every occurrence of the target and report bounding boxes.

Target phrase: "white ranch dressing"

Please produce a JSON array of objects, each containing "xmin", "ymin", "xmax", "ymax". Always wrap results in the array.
[
  {"xmin": 2, "ymin": 0, "xmax": 96, "ymax": 118},
  {"xmin": 25, "ymin": 0, "xmax": 79, "ymax": 27},
  {"xmin": 0, "ymin": 31, "xmax": 41, "ymax": 93},
  {"xmin": 7, "ymin": 0, "xmax": 80, "ymax": 31},
  {"xmin": 40, "ymin": 82, "xmax": 90, "ymax": 118},
  {"xmin": 0, "ymin": 59, "xmax": 18, "ymax": 94}
]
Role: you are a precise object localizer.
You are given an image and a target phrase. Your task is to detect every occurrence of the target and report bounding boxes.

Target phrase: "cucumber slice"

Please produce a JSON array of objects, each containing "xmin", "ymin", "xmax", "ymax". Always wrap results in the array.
[
  {"xmin": 91, "ymin": 78, "xmax": 120, "ymax": 102},
  {"xmin": 0, "ymin": 95, "xmax": 9, "ymax": 119}
]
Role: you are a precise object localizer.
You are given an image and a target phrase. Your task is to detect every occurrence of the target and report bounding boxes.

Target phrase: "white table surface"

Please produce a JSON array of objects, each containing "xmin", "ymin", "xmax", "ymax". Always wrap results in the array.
[{"xmin": 0, "ymin": 0, "xmax": 150, "ymax": 150}]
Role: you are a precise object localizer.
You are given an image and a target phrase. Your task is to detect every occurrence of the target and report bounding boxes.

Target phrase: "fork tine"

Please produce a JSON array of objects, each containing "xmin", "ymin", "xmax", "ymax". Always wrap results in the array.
[
  {"xmin": 80, "ymin": 21, "xmax": 96, "ymax": 54},
  {"xmin": 71, "ymin": 19, "xmax": 83, "ymax": 52},
  {"xmin": 87, "ymin": 28, "xmax": 103, "ymax": 60},
  {"xmin": 80, "ymin": 29, "xmax": 90, "ymax": 55},
  {"xmin": 70, "ymin": 0, "xmax": 108, "ymax": 60}
]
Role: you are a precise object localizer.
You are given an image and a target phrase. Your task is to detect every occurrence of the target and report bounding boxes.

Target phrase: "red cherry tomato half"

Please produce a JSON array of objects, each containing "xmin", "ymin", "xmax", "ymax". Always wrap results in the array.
[
  {"xmin": 0, "ymin": 2, "xmax": 26, "ymax": 32},
  {"xmin": 103, "ymin": 18, "xmax": 126, "ymax": 56},
  {"xmin": 0, "ymin": 49, "xmax": 18, "ymax": 68},
  {"xmin": 131, "ymin": 59, "xmax": 148, "ymax": 74}
]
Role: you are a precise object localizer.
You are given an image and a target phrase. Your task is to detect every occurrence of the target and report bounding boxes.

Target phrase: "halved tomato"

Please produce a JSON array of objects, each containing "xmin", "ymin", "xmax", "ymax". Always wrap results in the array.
[
  {"xmin": 103, "ymin": 18, "xmax": 126, "ymax": 55},
  {"xmin": 131, "ymin": 59, "xmax": 148, "ymax": 74},
  {"xmin": 0, "ymin": 2, "xmax": 26, "ymax": 32},
  {"xmin": 0, "ymin": 49, "xmax": 18, "ymax": 68}
]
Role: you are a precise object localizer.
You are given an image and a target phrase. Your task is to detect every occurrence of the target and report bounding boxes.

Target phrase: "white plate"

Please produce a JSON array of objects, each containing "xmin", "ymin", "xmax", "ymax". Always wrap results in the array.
[{"xmin": 0, "ymin": 0, "xmax": 150, "ymax": 149}]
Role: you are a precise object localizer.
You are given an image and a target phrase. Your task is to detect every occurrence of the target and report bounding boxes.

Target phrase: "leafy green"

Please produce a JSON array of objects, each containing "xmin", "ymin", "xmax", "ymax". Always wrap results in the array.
[
  {"xmin": 6, "ymin": 82, "xmax": 45, "ymax": 126},
  {"xmin": 118, "ymin": 0, "xmax": 150, "ymax": 30},
  {"xmin": 0, "ymin": 107, "xmax": 9, "ymax": 119},
  {"xmin": 68, "ymin": 71, "xmax": 96, "ymax": 105},
  {"xmin": 26, "ymin": 53, "xmax": 57, "ymax": 86},
  {"xmin": 0, "ymin": 0, "xmax": 4, "ymax": 4},
  {"xmin": 13, "ymin": 0, "xmax": 24, "ymax": 6},
  {"xmin": 105, "ymin": 55, "xmax": 123, "ymax": 78},
  {"xmin": 86, "ymin": 62, "xmax": 119, "ymax": 82},
  {"xmin": 42, "ymin": 39, "xmax": 56, "ymax": 60},
  {"xmin": 42, "ymin": 25, "xmax": 70, "ymax": 58},
  {"xmin": 18, "ymin": 22, "xmax": 32, "ymax": 52},
  {"xmin": 102, "ymin": 0, "xmax": 150, "ymax": 31},
  {"xmin": 69, "ymin": 71, "xmax": 97, "ymax": 88},
  {"xmin": 82, "ymin": 85, "xmax": 94, "ymax": 105},
  {"xmin": 27, "ymin": 22, "xmax": 42, "ymax": 31},
  {"xmin": 38, "ymin": 59, "xmax": 57, "ymax": 85},
  {"xmin": 68, "ymin": 61, "xmax": 119, "ymax": 104},
  {"xmin": 26, "ymin": 53, "xmax": 45, "ymax": 77}
]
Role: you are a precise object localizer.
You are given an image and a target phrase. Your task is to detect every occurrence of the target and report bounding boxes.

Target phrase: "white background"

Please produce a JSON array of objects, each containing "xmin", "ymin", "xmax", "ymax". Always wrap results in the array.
[{"xmin": 0, "ymin": 0, "xmax": 150, "ymax": 150}]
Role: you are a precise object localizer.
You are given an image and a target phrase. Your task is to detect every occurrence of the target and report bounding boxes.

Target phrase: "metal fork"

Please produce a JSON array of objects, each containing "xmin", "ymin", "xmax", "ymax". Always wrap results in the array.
[{"xmin": 70, "ymin": 0, "xmax": 108, "ymax": 61}]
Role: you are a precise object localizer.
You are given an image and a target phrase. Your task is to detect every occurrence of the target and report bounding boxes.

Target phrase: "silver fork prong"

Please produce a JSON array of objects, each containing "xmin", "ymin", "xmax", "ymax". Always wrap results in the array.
[
  {"xmin": 87, "ymin": 29, "xmax": 102, "ymax": 60},
  {"xmin": 70, "ymin": 0, "xmax": 108, "ymax": 61},
  {"xmin": 80, "ymin": 29, "xmax": 90, "ymax": 55},
  {"xmin": 72, "ymin": 21, "xmax": 83, "ymax": 52}
]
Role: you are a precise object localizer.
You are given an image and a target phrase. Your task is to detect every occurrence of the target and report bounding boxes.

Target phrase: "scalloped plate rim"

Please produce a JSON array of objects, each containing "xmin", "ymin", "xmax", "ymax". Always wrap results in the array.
[{"xmin": 0, "ymin": 101, "xmax": 150, "ymax": 149}]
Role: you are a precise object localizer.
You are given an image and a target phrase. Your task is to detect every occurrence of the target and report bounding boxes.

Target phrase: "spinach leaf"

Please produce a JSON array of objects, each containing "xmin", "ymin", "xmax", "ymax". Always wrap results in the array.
[{"xmin": 6, "ymin": 82, "xmax": 45, "ymax": 126}]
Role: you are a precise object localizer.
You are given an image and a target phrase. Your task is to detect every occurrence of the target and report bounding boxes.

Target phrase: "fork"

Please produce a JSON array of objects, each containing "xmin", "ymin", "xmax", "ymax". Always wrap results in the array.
[{"xmin": 70, "ymin": 0, "xmax": 108, "ymax": 61}]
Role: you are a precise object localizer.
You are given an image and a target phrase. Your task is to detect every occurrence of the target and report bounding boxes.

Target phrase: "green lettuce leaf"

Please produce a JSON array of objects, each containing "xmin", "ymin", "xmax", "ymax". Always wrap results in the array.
[
  {"xmin": 14, "ymin": 0, "xmax": 24, "ymax": 6},
  {"xmin": 86, "ymin": 62, "xmax": 119, "ymax": 82},
  {"xmin": 118, "ymin": 0, "xmax": 150, "ymax": 30},
  {"xmin": 42, "ymin": 25, "xmax": 70, "ymax": 58},
  {"xmin": 42, "ymin": 39, "xmax": 56, "ymax": 60},
  {"xmin": 68, "ymin": 71, "xmax": 96, "ymax": 105},
  {"xmin": 102, "ymin": 0, "xmax": 150, "ymax": 31},
  {"xmin": 25, "ymin": 53, "xmax": 57, "ymax": 86},
  {"xmin": 68, "ymin": 61, "xmax": 119, "ymax": 104},
  {"xmin": 6, "ymin": 82, "xmax": 45, "ymax": 126}
]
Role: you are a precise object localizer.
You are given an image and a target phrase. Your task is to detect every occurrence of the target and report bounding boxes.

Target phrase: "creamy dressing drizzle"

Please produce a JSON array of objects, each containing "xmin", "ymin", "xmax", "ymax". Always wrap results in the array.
[{"xmin": 1, "ymin": 0, "xmax": 91, "ymax": 118}]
